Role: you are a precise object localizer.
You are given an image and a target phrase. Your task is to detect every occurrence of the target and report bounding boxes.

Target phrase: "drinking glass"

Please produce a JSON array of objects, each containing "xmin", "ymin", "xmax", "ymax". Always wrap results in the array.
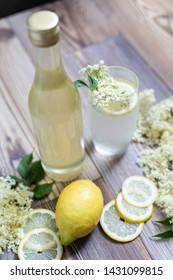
[{"xmin": 87, "ymin": 66, "xmax": 139, "ymax": 157}]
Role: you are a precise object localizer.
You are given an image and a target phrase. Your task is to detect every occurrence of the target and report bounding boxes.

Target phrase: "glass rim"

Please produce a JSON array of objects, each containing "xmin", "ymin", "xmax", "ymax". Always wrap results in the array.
[{"xmin": 108, "ymin": 65, "xmax": 139, "ymax": 93}]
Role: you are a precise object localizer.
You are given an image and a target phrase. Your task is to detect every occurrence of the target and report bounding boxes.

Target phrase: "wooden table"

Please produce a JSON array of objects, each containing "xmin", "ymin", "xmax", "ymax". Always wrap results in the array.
[{"xmin": 1, "ymin": 0, "xmax": 173, "ymax": 260}]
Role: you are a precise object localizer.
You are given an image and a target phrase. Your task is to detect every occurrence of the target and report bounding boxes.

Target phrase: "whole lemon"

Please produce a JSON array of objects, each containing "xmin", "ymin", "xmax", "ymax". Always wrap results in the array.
[{"xmin": 56, "ymin": 180, "xmax": 104, "ymax": 246}]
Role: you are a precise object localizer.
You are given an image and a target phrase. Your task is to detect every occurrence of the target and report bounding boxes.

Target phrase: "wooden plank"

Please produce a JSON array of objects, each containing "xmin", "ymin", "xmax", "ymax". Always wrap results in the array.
[
  {"xmin": 6, "ymin": 2, "xmax": 54, "ymax": 60},
  {"xmin": 7, "ymin": 0, "xmax": 173, "ymax": 93},
  {"xmin": 63, "ymin": 34, "xmax": 173, "ymax": 259},
  {"xmin": 7, "ymin": 0, "xmax": 119, "ymax": 58},
  {"xmin": 0, "ymin": 79, "xmax": 32, "ymax": 175},
  {"xmin": 104, "ymin": 0, "xmax": 173, "ymax": 92},
  {"xmin": 0, "ymin": 19, "xmax": 34, "ymax": 132}
]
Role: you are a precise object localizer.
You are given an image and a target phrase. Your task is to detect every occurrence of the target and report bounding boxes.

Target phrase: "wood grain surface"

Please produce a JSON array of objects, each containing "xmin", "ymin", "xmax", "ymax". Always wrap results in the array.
[{"xmin": 0, "ymin": 0, "xmax": 173, "ymax": 260}]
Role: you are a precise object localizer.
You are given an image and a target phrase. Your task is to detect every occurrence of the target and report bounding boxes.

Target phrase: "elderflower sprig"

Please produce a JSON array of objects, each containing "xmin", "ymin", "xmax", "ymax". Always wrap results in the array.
[{"xmin": 74, "ymin": 60, "xmax": 134, "ymax": 109}]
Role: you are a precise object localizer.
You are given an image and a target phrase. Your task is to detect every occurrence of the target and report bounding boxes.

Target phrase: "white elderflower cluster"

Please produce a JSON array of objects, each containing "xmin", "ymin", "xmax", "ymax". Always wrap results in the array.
[
  {"xmin": 80, "ymin": 60, "xmax": 134, "ymax": 109},
  {"xmin": 80, "ymin": 60, "xmax": 110, "ymax": 81},
  {"xmin": 0, "ymin": 176, "xmax": 33, "ymax": 254},
  {"xmin": 137, "ymin": 142, "xmax": 173, "ymax": 217},
  {"xmin": 134, "ymin": 89, "xmax": 173, "ymax": 217},
  {"xmin": 134, "ymin": 90, "xmax": 173, "ymax": 145}
]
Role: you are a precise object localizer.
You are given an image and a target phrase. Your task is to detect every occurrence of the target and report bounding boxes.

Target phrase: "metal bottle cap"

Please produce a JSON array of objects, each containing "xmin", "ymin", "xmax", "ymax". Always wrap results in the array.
[{"xmin": 27, "ymin": 10, "xmax": 60, "ymax": 47}]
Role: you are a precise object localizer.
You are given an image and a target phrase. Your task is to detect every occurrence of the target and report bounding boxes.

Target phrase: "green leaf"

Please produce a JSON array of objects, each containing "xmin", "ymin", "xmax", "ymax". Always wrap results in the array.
[
  {"xmin": 33, "ymin": 183, "xmax": 53, "ymax": 199},
  {"xmin": 88, "ymin": 75, "xmax": 98, "ymax": 90},
  {"xmin": 153, "ymin": 218, "xmax": 173, "ymax": 227},
  {"xmin": 27, "ymin": 160, "xmax": 45, "ymax": 185},
  {"xmin": 74, "ymin": 80, "xmax": 89, "ymax": 89},
  {"xmin": 153, "ymin": 229, "xmax": 173, "ymax": 239},
  {"xmin": 74, "ymin": 76, "xmax": 98, "ymax": 91},
  {"xmin": 17, "ymin": 153, "xmax": 33, "ymax": 179},
  {"xmin": 17, "ymin": 153, "xmax": 45, "ymax": 186}
]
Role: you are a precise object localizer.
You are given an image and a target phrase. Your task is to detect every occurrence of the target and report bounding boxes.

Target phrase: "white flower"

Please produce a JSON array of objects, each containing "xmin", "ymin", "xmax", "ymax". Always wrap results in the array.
[
  {"xmin": 0, "ymin": 176, "xmax": 33, "ymax": 254},
  {"xmin": 135, "ymin": 90, "xmax": 173, "ymax": 217},
  {"xmin": 80, "ymin": 61, "xmax": 134, "ymax": 109}
]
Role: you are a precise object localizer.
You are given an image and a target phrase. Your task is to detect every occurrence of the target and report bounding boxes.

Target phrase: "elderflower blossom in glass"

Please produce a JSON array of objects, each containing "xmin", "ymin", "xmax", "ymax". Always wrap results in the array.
[{"xmin": 81, "ymin": 61, "xmax": 139, "ymax": 157}]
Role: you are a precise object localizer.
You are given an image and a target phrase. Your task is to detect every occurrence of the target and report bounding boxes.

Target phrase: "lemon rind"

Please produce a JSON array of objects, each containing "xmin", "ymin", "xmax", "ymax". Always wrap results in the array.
[
  {"xmin": 122, "ymin": 175, "xmax": 157, "ymax": 208},
  {"xmin": 28, "ymin": 208, "xmax": 56, "ymax": 218},
  {"xmin": 101, "ymin": 94, "xmax": 139, "ymax": 117},
  {"xmin": 115, "ymin": 193, "xmax": 153, "ymax": 223}
]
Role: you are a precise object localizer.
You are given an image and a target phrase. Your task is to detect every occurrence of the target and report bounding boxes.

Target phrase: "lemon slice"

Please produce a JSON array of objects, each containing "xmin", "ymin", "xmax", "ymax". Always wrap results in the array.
[
  {"xmin": 122, "ymin": 176, "xmax": 157, "ymax": 208},
  {"xmin": 19, "ymin": 209, "xmax": 57, "ymax": 238},
  {"xmin": 116, "ymin": 192, "xmax": 153, "ymax": 223},
  {"xmin": 101, "ymin": 90, "xmax": 138, "ymax": 117},
  {"xmin": 18, "ymin": 228, "xmax": 63, "ymax": 260},
  {"xmin": 100, "ymin": 200, "xmax": 144, "ymax": 242}
]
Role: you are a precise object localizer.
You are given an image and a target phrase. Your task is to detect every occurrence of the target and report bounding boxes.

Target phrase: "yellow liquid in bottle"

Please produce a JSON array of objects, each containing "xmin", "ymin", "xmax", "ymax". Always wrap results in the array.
[{"xmin": 28, "ymin": 67, "xmax": 85, "ymax": 181}]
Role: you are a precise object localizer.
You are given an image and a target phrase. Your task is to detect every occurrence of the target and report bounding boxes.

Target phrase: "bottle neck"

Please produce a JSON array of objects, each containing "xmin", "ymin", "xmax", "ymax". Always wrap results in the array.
[
  {"xmin": 33, "ymin": 42, "xmax": 63, "ymax": 71},
  {"xmin": 33, "ymin": 42, "xmax": 67, "ymax": 89}
]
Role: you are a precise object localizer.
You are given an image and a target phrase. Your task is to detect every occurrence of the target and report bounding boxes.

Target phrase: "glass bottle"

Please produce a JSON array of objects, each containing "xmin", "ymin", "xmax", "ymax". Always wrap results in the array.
[{"xmin": 27, "ymin": 11, "xmax": 85, "ymax": 181}]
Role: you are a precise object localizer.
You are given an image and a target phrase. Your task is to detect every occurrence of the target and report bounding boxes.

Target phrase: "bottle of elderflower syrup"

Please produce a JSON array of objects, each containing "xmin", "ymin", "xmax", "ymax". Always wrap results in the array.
[{"xmin": 27, "ymin": 11, "xmax": 85, "ymax": 181}]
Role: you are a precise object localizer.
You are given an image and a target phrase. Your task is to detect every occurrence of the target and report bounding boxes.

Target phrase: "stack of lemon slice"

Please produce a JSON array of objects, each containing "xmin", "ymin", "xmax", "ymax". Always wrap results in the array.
[
  {"xmin": 100, "ymin": 176, "xmax": 157, "ymax": 242},
  {"xmin": 18, "ymin": 209, "xmax": 63, "ymax": 260}
]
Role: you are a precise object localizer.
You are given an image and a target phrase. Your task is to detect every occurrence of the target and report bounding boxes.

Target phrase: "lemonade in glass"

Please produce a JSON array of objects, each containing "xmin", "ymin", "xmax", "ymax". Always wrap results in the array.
[{"xmin": 76, "ymin": 61, "xmax": 139, "ymax": 157}]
